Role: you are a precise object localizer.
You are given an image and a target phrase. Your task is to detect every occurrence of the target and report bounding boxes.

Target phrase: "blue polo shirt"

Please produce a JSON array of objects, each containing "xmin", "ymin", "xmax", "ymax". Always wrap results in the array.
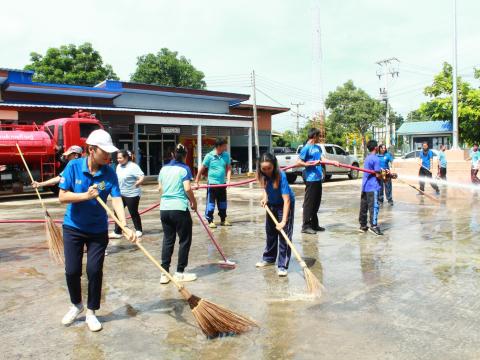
[
  {"xmin": 377, "ymin": 152, "xmax": 393, "ymax": 169},
  {"xmin": 299, "ymin": 143, "xmax": 323, "ymax": 182},
  {"xmin": 203, "ymin": 150, "xmax": 231, "ymax": 184},
  {"xmin": 158, "ymin": 160, "xmax": 193, "ymax": 211},
  {"xmin": 265, "ymin": 171, "xmax": 295, "ymax": 206},
  {"xmin": 362, "ymin": 154, "xmax": 381, "ymax": 192},
  {"xmin": 59, "ymin": 157, "xmax": 121, "ymax": 234},
  {"xmin": 470, "ymin": 149, "xmax": 480, "ymax": 167},
  {"xmin": 438, "ymin": 151, "xmax": 447, "ymax": 168},
  {"xmin": 419, "ymin": 150, "xmax": 434, "ymax": 169}
]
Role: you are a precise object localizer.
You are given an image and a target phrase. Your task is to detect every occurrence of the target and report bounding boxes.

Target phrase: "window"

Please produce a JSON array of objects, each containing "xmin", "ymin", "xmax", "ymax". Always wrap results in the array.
[
  {"xmin": 334, "ymin": 146, "xmax": 346, "ymax": 155},
  {"xmin": 45, "ymin": 125, "xmax": 55, "ymax": 139},
  {"xmin": 324, "ymin": 146, "xmax": 335, "ymax": 154},
  {"xmin": 57, "ymin": 125, "xmax": 64, "ymax": 148},
  {"xmin": 80, "ymin": 123, "xmax": 101, "ymax": 138}
]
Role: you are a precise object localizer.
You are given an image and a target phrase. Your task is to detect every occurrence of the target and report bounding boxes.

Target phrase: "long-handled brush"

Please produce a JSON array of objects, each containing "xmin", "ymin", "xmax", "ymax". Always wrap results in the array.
[
  {"xmin": 16, "ymin": 144, "xmax": 64, "ymax": 264},
  {"xmin": 263, "ymin": 205, "xmax": 323, "ymax": 297},
  {"xmin": 95, "ymin": 196, "xmax": 257, "ymax": 337},
  {"xmin": 396, "ymin": 178, "xmax": 440, "ymax": 203},
  {"xmin": 194, "ymin": 209, "xmax": 236, "ymax": 268}
]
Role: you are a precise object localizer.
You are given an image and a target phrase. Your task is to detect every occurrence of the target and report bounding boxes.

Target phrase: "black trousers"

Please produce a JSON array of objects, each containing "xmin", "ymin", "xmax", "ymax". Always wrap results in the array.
[
  {"xmin": 160, "ymin": 210, "xmax": 193, "ymax": 273},
  {"xmin": 359, "ymin": 191, "xmax": 380, "ymax": 227},
  {"xmin": 419, "ymin": 167, "xmax": 439, "ymax": 192},
  {"xmin": 263, "ymin": 203, "xmax": 294, "ymax": 269},
  {"xmin": 114, "ymin": 195, "xmax": 143, "ymax": 234},
  {"xmin": 205, "ymin": 187, "xmax": 227, "ymax": 223},
  {"xmin": 439, "ymin": 167, "xmax": 447, "ymax": 180},
  {"xmin": 63, "ymin": 225, "xmax": 108, "ymax": 310},
  {"xmin": 302, "ymin": 181, "xmax": 322, "ymax": 230},
  {"xmin": 471, "ymin": 169, "xmax": 480, "ymax": 184}
]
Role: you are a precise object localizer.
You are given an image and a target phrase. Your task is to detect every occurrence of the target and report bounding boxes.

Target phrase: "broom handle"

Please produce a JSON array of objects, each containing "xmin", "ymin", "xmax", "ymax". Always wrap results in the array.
[
  {"xmin": 194, "ymin": 208, "xmax": 228, "ymax": 262},
  {"xmin": 396, "ymin": 178, "xmax": 440, "ymax": 203},
  {"xmin": 16, "ymin": 143, "xmax": 45, "ymax": 210},
  {"xmin": 263, "ymin": 205, "xmax": 306, "ymax": 268},
  {"xmin": 94, "ymin": 196, "xmax": 184, "ymax": 289}
]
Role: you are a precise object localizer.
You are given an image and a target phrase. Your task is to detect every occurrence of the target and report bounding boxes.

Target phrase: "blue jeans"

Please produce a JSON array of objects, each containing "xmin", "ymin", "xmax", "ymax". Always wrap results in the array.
[{"xmin": 379, "ymin": 179, "xmax": 393, "ymax": 202}]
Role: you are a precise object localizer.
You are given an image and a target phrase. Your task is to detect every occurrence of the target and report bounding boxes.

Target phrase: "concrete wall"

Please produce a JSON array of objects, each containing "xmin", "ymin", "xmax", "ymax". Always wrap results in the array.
[{"xmin": 114, "ymin": 92, "xmax": 230, "ymax": 114}]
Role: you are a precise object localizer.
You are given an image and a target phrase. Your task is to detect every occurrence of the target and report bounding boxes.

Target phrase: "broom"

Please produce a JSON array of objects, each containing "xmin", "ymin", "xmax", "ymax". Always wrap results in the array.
[
  {"xmin": 263, "ymin": 205, "xmax": 323, "ymax": 297},
  {"xmin": 194, "ymin": 209, "xmax": 236, "ymax": 268},
  {"xmin": 95, "ymin": 196, "xmax": 257, "ymax": 337},
  {"xmin": 396, "ymin": 178, "xmax": 440, "ymax": 203},
  {"xmin": 16, "ymin": 144, "xmax": 64, "ymax": 264}
]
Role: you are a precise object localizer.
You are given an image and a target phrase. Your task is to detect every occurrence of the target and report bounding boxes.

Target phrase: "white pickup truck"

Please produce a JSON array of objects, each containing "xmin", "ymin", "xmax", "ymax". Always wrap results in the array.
[
  {"xmin": 272, "ymin": 147, "xmax": 305, "ymax": 184},
  {"xmin": 274, "ymin": 144, "xmax": 361, "ymax": 183}
]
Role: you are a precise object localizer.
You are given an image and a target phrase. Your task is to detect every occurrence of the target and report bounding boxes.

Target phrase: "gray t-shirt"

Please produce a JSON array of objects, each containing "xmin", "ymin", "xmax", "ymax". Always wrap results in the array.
[{"xmin": 116, "ymin": 161, "xmax": 144, "ymax": 197}]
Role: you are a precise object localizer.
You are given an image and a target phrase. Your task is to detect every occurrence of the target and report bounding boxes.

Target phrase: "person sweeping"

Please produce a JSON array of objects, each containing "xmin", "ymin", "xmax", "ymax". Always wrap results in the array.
[
  {"xmin": 418, "ymin": 141, "xmax": 440, "ymax": 195},
  {"xmin": 31, "ymin": 145, "xmax": 83, "ymax": 189},
  {"xmin": 255, "ymin": 152, "xmax": 295, "ymax": 277},
  {"xmin": 109, "ymin": 150, "xmax": 145, "ymax": 239},
  {"xmin": 158, "ymin": 144, "xmax": 198, "ymax": 284},
  {"xmin": 58, "ymin": 129, "xmax": 136, "ymax": 332},
  {"xmin": 194, "ymin": 138, "xmax": 232, "ymax": 228}
]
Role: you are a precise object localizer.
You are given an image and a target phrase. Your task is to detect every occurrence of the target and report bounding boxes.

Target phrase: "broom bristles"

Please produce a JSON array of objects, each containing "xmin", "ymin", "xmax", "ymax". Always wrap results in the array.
[
  {"xmin": 44, "ymin": 211, "xmax": 64, "ymax": 264},
  {"xmin": 303, "ymin": 267, "xmax": 324, "ymax": 298},
  {"xmin": 180, "ymin": 288, "xmax": 258, "ymax": 337}
]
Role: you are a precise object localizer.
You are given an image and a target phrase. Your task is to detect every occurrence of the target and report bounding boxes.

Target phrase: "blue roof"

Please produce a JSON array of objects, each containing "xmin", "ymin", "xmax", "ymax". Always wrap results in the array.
[{"xmin": 397, "ymin": 121, "xmax": 452, "ymax": 135}]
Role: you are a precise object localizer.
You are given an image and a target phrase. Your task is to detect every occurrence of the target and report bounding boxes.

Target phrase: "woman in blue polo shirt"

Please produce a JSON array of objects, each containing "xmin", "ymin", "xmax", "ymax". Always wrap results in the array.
[
  {"xmin": 255, "ymin": 152, "xmax": 295, "ymax": 277},
  {"xmin": 58, "ymin": 129, "xmax": 135, "ymax": 332}
]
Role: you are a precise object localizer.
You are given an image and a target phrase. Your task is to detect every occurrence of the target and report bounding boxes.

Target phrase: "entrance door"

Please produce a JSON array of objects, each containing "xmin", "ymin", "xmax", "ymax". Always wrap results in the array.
[{"xmin": 148, "ymin": 142, "xmax": 162, "ymax": 176}]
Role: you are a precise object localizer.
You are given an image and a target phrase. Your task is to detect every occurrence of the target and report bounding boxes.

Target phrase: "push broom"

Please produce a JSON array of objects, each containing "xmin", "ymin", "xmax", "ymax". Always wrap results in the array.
[
  {"xmin": 263, "ymin": 205, "xmax": 323, "ymax": 297},
  {"xmin": 194, "ymin": 209, "xmax": 236, "ymax": 268},
  {"xmin": 95, "ymin": 195, "xmax": 257, "ymax": 337},
  {"xmin": 16, "ymin": 143, "xmax": 64, "ymax": 264}
]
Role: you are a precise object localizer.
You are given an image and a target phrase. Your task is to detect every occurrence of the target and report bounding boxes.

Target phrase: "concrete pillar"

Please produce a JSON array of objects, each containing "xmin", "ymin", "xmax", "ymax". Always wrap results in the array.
[
  {"xmin": 248, "ymin": 127, "xmax": 253, "ymax": 173},
  {"xmin": 197, "ymin": 125, "xmax": 202, "ymax": 171},
  {"xmin": 133, "ymin": 123, "xmax": 140, "ymax": 165}
]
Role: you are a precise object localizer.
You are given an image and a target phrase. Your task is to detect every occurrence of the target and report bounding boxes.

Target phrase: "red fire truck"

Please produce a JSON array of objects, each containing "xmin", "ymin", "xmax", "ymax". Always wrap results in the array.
[{"xmin": 0, "ymin": 111, "xmax": 103, "ymax": 193}]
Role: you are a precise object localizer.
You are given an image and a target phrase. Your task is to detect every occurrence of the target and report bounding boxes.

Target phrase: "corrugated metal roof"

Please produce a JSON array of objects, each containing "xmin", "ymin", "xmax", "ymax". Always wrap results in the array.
[
  {"xmin": 0, "ymin": 102, "xmax": 251, "ymax": 120},
  {"xmin": 397, "ymin": 120, "xmax": 452, "ymax": 135}
]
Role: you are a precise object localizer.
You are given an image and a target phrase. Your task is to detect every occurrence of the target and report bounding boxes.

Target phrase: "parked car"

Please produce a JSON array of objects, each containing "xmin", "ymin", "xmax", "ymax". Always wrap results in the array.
[
  {"xmin": 296, "ymin": 144, "xmax": 361, "ymax": 181},
  {"xmin": 273, "ymin": 147, "xmax": 305, "ymax": 184},
  {"xmin": 400, "ymin": 149, "xmax": 439, "ymax": 160}
]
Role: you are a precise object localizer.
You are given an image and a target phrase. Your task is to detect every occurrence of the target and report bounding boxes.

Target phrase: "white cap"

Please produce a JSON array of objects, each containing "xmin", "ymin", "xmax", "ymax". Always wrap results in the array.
[
  {"xmin": 86, "ymin": 129, "xmax": 118, "ymax": 153},
  {"xmin": 62, "ymin": 145, "xmax": 83, "ymax": 156}
]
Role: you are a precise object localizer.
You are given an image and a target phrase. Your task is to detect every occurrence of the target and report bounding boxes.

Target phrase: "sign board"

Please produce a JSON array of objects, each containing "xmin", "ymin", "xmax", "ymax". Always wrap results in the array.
[{"xmin": 161, "ymin": 127, "xmax": 180, "ymax": 134}]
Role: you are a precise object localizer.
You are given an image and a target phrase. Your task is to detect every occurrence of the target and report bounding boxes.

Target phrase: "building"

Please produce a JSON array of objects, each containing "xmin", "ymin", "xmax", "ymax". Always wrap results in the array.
[
  {"xmin": 0, "ymin": 68, "xmax": 288, "ymax": 175},
  {"xmin": 396, "ymin": 120, "xmax": 452, "ymax": 152}
]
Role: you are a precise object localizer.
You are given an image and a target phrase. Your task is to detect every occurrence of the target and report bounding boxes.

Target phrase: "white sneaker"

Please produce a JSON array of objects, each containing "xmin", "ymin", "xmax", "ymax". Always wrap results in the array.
[
  {"xmin": 256, "ymin": 260, "xmax": 275, "ymax": 268},
  {"xmin": 61, "ymin": 304, "xmax": 84, "ymax": 325},
  {"xmin": 85, "ymin": 313, "xmax": 102, "ymax": 332},
  {"xmin": 108, "ymin": 232, "xmax": 122, "ymax": 239},
  {"xmin": 174, "ymin": 272, "xmax": 197, "ymax": 282},
  {"xmin": 160, "ymin": 273, "xmax": 170, "ymax": 284},
  {"xmin": 135, "ymin": 231, "xmax": 143, "ymax": 238},
  {"xmin": 277, "ymin": 268, "xmax": 288, "ymax": 277}
]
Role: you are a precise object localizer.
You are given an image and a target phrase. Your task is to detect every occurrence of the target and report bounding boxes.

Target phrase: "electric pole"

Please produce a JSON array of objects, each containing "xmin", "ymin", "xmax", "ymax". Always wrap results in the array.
[
  {"xmin": 376, "ymin": 57, "xmax": 399, "ymax": 148},
  {"xmin": 452, "ymin": 0, "xmax": 459, "ymax": 149},
  {"xmin": 291, "ymin": 102, "xmax": 305, "ymax": 135},
  {"xmin": 251, "ymin": 70, "xmax": 260, "ymax": 160}
]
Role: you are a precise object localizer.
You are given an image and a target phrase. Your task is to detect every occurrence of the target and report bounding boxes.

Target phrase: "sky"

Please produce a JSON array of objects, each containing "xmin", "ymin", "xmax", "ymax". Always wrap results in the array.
[{"xmin": 1, "ymin": 0, "xmax": 479, "ymax": 132}]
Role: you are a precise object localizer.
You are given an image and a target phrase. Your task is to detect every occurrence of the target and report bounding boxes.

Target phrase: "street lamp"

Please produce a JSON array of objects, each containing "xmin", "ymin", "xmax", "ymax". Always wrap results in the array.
[{"xmin": 452, "ymin": 0, "xmax": 459, "ymax": 149}]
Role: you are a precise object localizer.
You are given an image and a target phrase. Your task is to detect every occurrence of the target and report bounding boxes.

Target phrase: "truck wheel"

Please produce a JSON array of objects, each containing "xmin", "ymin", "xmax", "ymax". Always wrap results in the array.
[
  {"xmin": 348, "ymin": 163, "xmax": 360, "ymax": 179},
  {"xmin": 286, "ymin": 173, "xmax": 297, "ymax": 184},
  {"xmin": 322, "ymin": 165, "xmax": 331, "ymax": 182}
]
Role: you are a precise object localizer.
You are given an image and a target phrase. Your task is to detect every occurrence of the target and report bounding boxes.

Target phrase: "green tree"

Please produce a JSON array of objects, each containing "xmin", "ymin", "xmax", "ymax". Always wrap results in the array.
[
  {"xmin": 24, "ymin": 43, "xmax": 118, "ymax": 86},
  {"xmin": 131, "ymin": 48, "xmax": 206, "ymax": 89},
  {"xmin": 415, "ymin": 62, "xmax": 480, "ymax": 144},
  {"xmin": 325, "ymin": 80, "xmax": 384, "ymax": 155}
]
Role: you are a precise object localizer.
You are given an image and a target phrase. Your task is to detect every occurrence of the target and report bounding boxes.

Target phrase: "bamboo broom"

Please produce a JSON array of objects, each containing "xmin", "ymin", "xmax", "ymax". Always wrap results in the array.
[
  {"xmin": 16, "ymin": 144, "xmax": 64, "ymax": 264},
  {"xmin": 95, "ymin": 196, "xmax": 257, "ymax": 338},
  {"xmin": 263, "ymin": 205, "xmax": 323, "ymax": 297}
]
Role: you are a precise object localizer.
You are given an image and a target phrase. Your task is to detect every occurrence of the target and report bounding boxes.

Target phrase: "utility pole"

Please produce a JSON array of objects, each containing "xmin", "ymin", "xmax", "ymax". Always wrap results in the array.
[
  {"xmin": 376, "ymin": 57, "xmax": 399, "ymax": 148},
  {"xmin": 251, "ymin": 70, "xmax": 260, "ymax": 160},
  {"xmin": 452, "ymin": 0, "xmax": 459, "ymax": 149},
  {"xmin": 291, "ymin": 102, "xmax": 305, "ymax": 135}
]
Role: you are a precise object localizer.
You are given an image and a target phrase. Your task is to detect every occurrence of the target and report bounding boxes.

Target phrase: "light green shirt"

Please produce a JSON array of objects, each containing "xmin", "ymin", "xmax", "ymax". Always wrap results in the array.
[
  {"xmin": 202, "ymin": 150, "xmax": 231, "ymax": 184},
  {"xmin": 158, "ymin": 160, "xmax": 192, "ymax": 211}
]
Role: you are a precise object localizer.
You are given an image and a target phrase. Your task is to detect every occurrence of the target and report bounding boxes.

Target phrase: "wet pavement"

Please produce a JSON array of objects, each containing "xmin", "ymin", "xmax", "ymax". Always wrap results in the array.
[{"xmin": 1, "ymin": 178, "xmax": 480, "ymax": 359}]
